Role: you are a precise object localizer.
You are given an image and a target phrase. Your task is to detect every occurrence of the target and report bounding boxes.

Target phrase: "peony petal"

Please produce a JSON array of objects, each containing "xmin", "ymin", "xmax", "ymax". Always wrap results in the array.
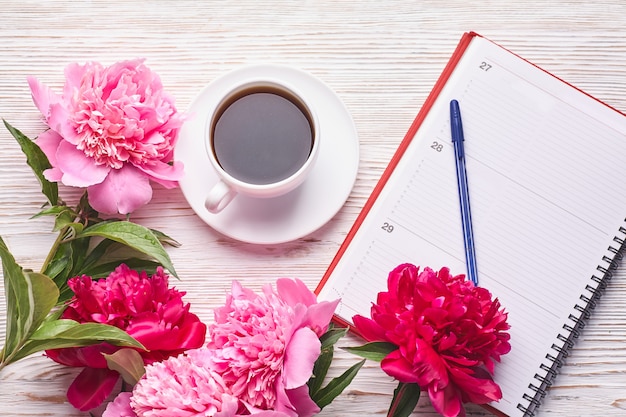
[
  {"xmin": 242, "ymin": 411, "xmax": 292, "ymax": 417},
  {"xmin": 428, "ymin": 384, "xmax": 464, "ymax": 417},
  {"xmin": 47, "ymin": 102, "xmax": 79, "ymax": 144},
  {"xmin": 380, "ymin": 349, "xmax": 420, "ymax": 384},
  {"xmin": 63, "ymin": 62, "xmax": 92, "ymax": 91},
  {"xmin": 136, "ymin": 160, "xmax": 184, "ymax": 187},
  {"xmin": 352, "ymin": 314, "xmax": 387, "ymax": 342},
  {"xmin": 45, "ymin": 343, "xmax": 117, "ymax": 368},
  {"xmin": 302, "ymin": 299, "xmax": 340, "ymax": 337},
  {"xmin": 214, "ymin": 396, "xmax": 241, "ymax": 417},
  {"xmin": 27, "ymin": 76, "xmax": 60, "ymax": 119},
  {"xmin": 411, "ymin": 338, "xmax": 449, "ymax": 387},
  {"xmin": 56, "ymin": 141, "xmax": 110, "ymax": 187},
  {"xmin": 87, "ymin": 165, "xmax": 152, "ymax": 214},
  {"xmin": 43, "ymin": 167, "xmax": 64, "ymax": 182},
  {"xmin": 67, "ymin": 367, "xmax": 120, "ymax": 411},
  {"xmin": 102, "ymin": 392, "xmax": 136, "ymax": 417},
  {"xmin": 127, "ymin": 316, "xmax": 206, "ymax": 352},
  {"xmin": 448, "ymin": 366, "xmax": 503, "ymax": 404},
  {"xmin": 283, "ymin": 327, "xmax": 320, "ymax": 389},
  {"xmin": 276, "ymin": 278, "xmax": 317, "ymax": 307},
  {"xmin": 285, "ymin": 385, "xmax": 321, "ymax": 417},
  {"xmin": 35, "ymin": 129, "xmax": 63, "ymax": 166}
]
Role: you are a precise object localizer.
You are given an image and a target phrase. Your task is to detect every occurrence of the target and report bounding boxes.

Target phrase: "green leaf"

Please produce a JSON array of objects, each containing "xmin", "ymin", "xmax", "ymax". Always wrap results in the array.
[
  {"xmin": 11, "ymin": 321, "xmax": 145, "ymax": 363},
  {"xmin": 344, "ymin": 341, "xmax": 398, "ymax": 362},
  {"xmin": 3, "ymin": 119, "xmax": 58, "ymax": 206},
  {"xmin": 311, "ymin": 359, "xmax": 365, "ymax": 409},
  {"xmin": 103, "ymin": 349, "xmax": 146, "ymax": 385},
  {"xmin": 320, "ymin": 326, "xmax": 349, "ymax": 350},
  {"xmin": 31, "ymin": 205, "xmax": 74, "ymax": 219},
  {"xmin": 309, "ymin": 326, "xmax": 350, "ymax": 395},
  {"xmin": 52, "ymin": 208, "xmax": 82, "ymax": 233},
  {"xmin": 42, "ymin": 240, "xmax": 77, "ymax": 301},
  {"xmin": 0, "ymin": 236, "xmax": 59, "ymax": 365},
  {"xmin": 78, "ymin": 221, "xmax": 177, "ymax": 278},
  {"xmin": 150, "ymin": 229, "xmax": 181, "ymax": 248},
  {"xmin": 23, "ymin": 271, "xmax": 60, "ymax": 335},
  {"xmin": 28, "ymin": 318, "xmax": 80, "ymax": 339},
  {"xmin": 309, "ymin": 347, "xmax": 334, "ymax": 395},
  {"xmin": 75, "ymin": 239, "xmax": 115, "ymax": 274},
  {"xmin": 387, "ymin": 382, "xmax": 421, "ymax": 417},
  {"xmin": 29, "ymin": 321, "xmax": 143, "ymax": 346},
  {"xmin": 78, "ymin": 259, "xmax": 162, "ymax": 279}
]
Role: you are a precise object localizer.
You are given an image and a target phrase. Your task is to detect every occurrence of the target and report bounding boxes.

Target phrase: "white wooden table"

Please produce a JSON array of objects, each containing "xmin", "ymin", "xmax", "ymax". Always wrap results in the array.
[{"xmin": 1, "ymin": 1, "xmax": 625, "ymax": 416}]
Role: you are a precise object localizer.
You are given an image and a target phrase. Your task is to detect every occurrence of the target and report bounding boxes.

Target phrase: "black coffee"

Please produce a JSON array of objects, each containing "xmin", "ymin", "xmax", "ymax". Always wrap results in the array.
[{"xmin": 211, "ymin": 87, "xmax": 314, "ymax": 185}]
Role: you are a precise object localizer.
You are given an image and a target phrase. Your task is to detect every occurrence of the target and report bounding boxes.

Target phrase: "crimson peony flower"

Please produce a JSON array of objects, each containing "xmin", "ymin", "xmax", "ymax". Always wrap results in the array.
[
  {"xmin": 353, "ymin": 264, "xmax": 510, "ymax": 417},
  {"xmin": 46, "ymin": 264, "xmax": 206, "ymax": 411},
  {"xmin": 28, "ymin": 59, "xmax": 184, "ymax": 214}
]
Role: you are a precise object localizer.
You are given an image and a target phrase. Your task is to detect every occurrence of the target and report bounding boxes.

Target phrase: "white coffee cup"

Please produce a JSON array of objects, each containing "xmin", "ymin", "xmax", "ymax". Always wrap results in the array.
[{"xmin": 204, "ymin": 77, "xmax": 319, "ymax": 214}]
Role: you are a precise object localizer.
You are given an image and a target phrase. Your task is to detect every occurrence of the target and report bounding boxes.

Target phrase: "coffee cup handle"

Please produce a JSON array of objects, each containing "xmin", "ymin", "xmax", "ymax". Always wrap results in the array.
[{"xmin": 205, "ymin": 180, "xmax": 238, "ymax": 214}]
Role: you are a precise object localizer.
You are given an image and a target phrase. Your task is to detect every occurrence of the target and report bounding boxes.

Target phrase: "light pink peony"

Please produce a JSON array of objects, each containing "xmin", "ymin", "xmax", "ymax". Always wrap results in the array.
[
  {"xmin": 126, "ymin": 349, "xmax": 292, "ymax": 417},
  {"xmin": 28, "ymin": 59, "xmax": 184, "ymax": 214},
  {"xmin": 46, "ymin": 264, "xmax": 206, "ymax": 411},
  {"xmin": 353, "ymin": 264, "xmax": 511, "ymax": 417},
  {"xmin": 130, "ymin": 349, "xmax": 242, "ymax": 417},
  {"xmin": 207, "ymin": 278, "xmax": 339, "ymax": 417}
]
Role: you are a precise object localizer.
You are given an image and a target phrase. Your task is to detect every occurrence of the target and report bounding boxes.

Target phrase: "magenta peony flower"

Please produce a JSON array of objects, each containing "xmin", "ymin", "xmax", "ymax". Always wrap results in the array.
[
  {"xmin": 46, "ymin": 264, "xmax": 207, "ymax": 411},
  {"xmin": 353, "ymin": 264, "xmax": 511, "ymax": 417},
  {"xmin": 28, "ymin": 59, "xmax": 184, "ymax": 214},
  {"xmin": 207, "ymin": 278, "xmax": 339, "ymax": 417}
]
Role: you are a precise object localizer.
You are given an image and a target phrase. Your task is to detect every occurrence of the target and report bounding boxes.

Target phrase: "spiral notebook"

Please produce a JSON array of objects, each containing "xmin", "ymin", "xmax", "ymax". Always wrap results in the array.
[{"xmin": 315, "ymin": 32, "xmax": 626, "ymax": 416}]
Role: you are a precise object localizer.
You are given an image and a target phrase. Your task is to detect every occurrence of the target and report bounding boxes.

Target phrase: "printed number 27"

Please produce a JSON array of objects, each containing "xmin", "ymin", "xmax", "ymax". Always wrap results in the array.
[{"xmin": 479, "ymin": 61, "xmax": 492, "ymax": 71}]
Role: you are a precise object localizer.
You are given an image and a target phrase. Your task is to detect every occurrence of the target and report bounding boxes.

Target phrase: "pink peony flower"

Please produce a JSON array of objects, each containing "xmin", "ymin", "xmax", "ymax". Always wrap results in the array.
[
  {"xmin": 207, "ymin": 278, "xmax": 339, "ymax": 417},
  {"xmin": 46, "ymin": 264, "xmax": 207, "ymax": 411},
  {"xmin": 129, "ymin": 348, "xmax": 289, "ymax": 417},
  {"xmin": 353, "ymin": 264, "xmax": 511, "ymax": 417},
  {"xmin": 28, "ymin": 59, "xmax": 184, "ymax": 214},
  {"xmin": 130, "ymin": 349, "xmax": 241, "ymax": 417}
]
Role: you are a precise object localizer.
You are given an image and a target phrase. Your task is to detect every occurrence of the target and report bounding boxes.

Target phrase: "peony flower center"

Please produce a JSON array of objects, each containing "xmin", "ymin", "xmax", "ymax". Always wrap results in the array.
[{"xmin": 69, "ymin": 73, "xmax": 175, "ymax": 170}]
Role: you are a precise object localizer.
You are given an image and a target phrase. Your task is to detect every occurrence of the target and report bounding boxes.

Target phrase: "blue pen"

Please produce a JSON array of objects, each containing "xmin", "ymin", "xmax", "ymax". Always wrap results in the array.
[{"xmin": 450, "ymin": 99, "xmax": 479, "ymax": 286}]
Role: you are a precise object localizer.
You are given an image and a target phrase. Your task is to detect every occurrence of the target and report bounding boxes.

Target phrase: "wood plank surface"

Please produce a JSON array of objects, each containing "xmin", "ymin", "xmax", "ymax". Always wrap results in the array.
[{"xmin": 1, "ymin": 1, "xmax": 625, "ymax": 416}]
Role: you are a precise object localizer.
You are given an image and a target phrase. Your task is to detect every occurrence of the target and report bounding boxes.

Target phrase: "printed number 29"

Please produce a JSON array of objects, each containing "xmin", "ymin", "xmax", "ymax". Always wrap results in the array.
[{"xmin": 382, "ymin": 222, "xmax": 394, "ymax": 233}]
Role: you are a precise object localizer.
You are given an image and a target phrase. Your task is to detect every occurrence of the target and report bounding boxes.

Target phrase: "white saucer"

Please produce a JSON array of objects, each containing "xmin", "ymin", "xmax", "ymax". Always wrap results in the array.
[{"xmin": 175, "ymin": 64, "xmax": 359, "ymax": 244}]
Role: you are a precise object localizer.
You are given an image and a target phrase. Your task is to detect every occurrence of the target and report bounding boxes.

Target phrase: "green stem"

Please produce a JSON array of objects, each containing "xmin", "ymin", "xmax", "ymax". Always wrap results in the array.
[{"xmin": 39, "ymin": 225, "xmax": 70, "ymax": 274}]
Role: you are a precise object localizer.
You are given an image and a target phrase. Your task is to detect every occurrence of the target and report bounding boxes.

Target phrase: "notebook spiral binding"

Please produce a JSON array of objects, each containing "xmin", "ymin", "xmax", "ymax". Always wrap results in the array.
[{"xmin": 516, "ymin": 225, "xmax": 626, "ymax": 417}]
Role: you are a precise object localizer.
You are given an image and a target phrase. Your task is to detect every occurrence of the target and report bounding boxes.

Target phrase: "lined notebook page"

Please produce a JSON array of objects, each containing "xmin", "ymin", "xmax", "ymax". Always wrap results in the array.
[{"xmin": 317, "ymin": 35, "xmax": 626, "ymax": 416}]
